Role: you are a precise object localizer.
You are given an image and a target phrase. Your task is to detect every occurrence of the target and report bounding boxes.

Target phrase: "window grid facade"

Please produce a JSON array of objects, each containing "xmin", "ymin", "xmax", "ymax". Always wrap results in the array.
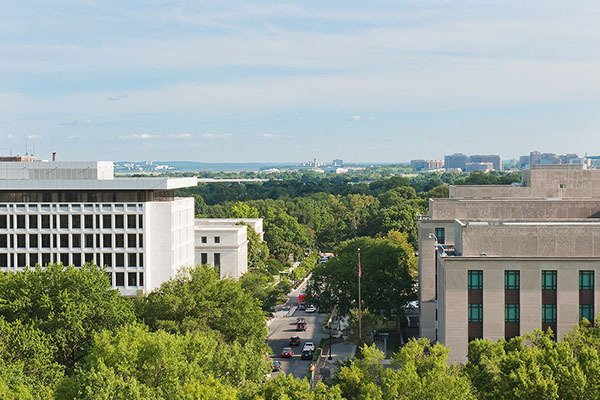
[
  {"xmin": 468, "ymin": 270, "xmax": 483, "ymax": 290},
  {"xmin": 0, "ymin": 203, "xmax": 145, "ymax": 290},
  {"xmin": 542, "ymin": 270, "xmax": 557, "ymax": 290},
  {"xmin": 505, "ymin": 270, "xmax": 520, "ymax": 290},
  {"xmin": 505, "ymin": 304, "xmax": 520, "ymax": 323},
  {"xmin": 542, "ymin": 304, "xmax": 557, "ymax": 323},
  {"xmin": 468, "ymin": 304, "xmax": 483, "ymax": 323},
  {"xmin": 580, "ymin": 271, "xmax": 594, "ymax": 290},
  {"xmin": 580, "ymin": 304, "xmax": 594, "ymax": 323}
]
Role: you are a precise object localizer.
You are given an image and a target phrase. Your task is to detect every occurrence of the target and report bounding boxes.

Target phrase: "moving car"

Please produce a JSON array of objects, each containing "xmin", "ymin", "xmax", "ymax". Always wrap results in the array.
[
  {"xmin": 303, "ymin": 341, "xmax": 316, "ymax": 352},
  {"xmin": 301, "ymin": 349, "xmax": 313, "ymax": 360},
  {"xmin": 281, "ymin": 347, "xmax": 294, "ymax": 358},
  {"xmin": 296, "ymin": 320, "xmax": 307, "ymax": 331},
  {"xmin": 272, "ymin": 361, "xmax": 282, "ymax": 372},
  {"xmin": 289, "ymin": 336, "xmax": 301, "ymax": 346},
  {"xmin": 305, "ymin": 305, "xmax": 317, "ymax": 313}
]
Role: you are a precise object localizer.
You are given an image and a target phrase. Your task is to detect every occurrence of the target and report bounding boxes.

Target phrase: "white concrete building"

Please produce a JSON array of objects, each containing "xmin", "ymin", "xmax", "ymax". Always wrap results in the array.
[
  {"xmin": 194, "ymin": 218, "xmax": 264, "ymax": 280},
  {"xmin": 0, "ymin": 159, "xmax": 197, "ymax": 295}
]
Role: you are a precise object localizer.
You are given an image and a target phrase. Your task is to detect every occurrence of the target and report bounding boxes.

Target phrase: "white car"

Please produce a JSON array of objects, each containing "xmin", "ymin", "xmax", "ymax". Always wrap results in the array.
[
  {"xmin": 303, "ymin": 341, "xmax": 316, "ymax": 352},
  {"xmin": 305, "ymin": 305, "xmax": 317, "ymax": 313}
]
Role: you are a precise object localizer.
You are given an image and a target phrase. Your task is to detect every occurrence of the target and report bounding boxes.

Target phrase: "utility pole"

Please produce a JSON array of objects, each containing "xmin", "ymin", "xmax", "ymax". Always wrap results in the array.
[{"xmin": 358, "ymin": 248, "xmax": 362, "ymax": 343}]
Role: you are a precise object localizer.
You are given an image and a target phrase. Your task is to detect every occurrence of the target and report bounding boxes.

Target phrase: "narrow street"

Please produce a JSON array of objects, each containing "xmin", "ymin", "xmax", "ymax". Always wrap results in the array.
[{"xmin": 267, "ymin": 278, "xmax": 328, "ymax": 378}]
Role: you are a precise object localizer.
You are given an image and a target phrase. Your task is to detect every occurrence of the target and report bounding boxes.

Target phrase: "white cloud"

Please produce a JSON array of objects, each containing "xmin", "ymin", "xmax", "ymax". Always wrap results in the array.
[
  {"xmin": 262, "ymin": 133, "xmax": 274, "ymax": 138},
  {"xmin": 202, "ymin": 133, "xmax": 232, "ymax": 139},
  {"xmin": 119, "ymin": 133, "xmax": 157, "ymax": 140},
  {"xmin": 27, "ymin": 134, "xmax": 40, "ymax": 139},
  {"xmin": 108, "ymin": 94, "xmax": 128, "ymax": 102},
  {"xmin": 7, "ymin": 134, "xmax": 15, "ymax": 140},
  {"xmin": 168, "ymin": 133, "xmax": 192, "ymax": 138},
  {"xmin": 61, "ymin": 119, "xmax": 93, "ymax": 126},
  {"xmin": 350, "ymin": 115, "xmax": 361, "ymax": 121}
]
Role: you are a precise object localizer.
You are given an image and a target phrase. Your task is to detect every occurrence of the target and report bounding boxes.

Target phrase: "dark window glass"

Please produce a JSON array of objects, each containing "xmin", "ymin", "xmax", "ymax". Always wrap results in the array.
[
  {"xmin": 0, "ymin": 216, "xmax": 6, "ymax": 229},
  {"xmin": 201, "ymin": 253, "xmax": 208, "ymax": 264},
  {"xmin": 138, "ymin": 234, "xmax": 143, "ymax": 248},
  {"xmin": 138, "ymin": 215, "xmax": 143, "ymax": 228},
  {"xmin": 0, "ymin": 253, "xmax": 7, "ymax": 267},
  {"xmin": 85, "ymin": 234, "xmax": 94, "ymax": 248},
  {"xmin": 60, "ymin": 234, "xmax": 69, "ymax": 248},
  {"xmin": 127, "ymin": 215, "xmax": 136, "ymax": 229},
  {"xmin": 115, "ymin": 234, "xmax": 124, "ymax": 248},
  {"xmin": 115, "ymin": 253, "xmax": 124, "ymax": 267},
  {"xmin": 60, "ymin": 253, "xmax": 69, "ymax": 265},
  {"xmin": 214, "ymin": 236, "xmax": 220, "ymax": 244},
  {"xmin": 96, "ymin": 215, "xmax": 100, "ymax": 229},
  {"xmin": 41, "ymin": 215, "xmax": 50, "ymax": 229},
  {"xmin": 115, "ymin": 215, "xmax": 124, "ymax": 229},
  {"xmin": 468, "ymin": 270, "xmax": 483, "ymax": 290},
  {"xmin": 85, "ymin": 253, "xmax": 93, "ymax": 263},
  {"xmin": 435, "ymin": 227, "xmax": 445, "ymax": 244},
  {"xmin": 30, "ymin": 253, "xmax": 38, "ymax": 266},
  {"xmin": 103, "ymin": 215, "xmax": 111, "ymax": 229},
  {"xmin": 201, "ymin": 236, "xmax": 207, "ymax": 244},
  {"xmin": 29, "ymin": 215, "xmax": 37, "ymax": 229},
  {"xmin": 468, "ymin": 304, "xmax": 483, "ymax": 323},
  {"xmin": 128, "ymin": 272, "xmax": 136, "ymax": 287},
  {"xmin": 139, "ymin": 272, "xmax": 144, "ymax": 286},
  {"xmin": 214, "ymin": 253, "xmax": 221, "ymax": 267},
  {"xmin": 72, "ymin": 215, "xmax": 81, "ymax": 229},
  {"xmin": 16, "ymin": 215, "xmax": 25, "ymax": 229},
  {"xmin": 72, "ymin": 234, "xmax": 81, "ymax": 248},
  {"xmin": 542, "ymin": 304, "xmax": 557, "ymax": 323},
  {"xmin": 42, "ymin": 234, "xmax": 50, "ymax": 248},
  {"xmin": 127, "ymin": 234, "xmax": 136, "ymax": 248},
  {"xmin": 542, "ymin": 271, "xmax": 557, "ymax": 290},
  {"xmin": 139, "ymin": 253, "xmax": 143, "ymax": 267},
  {"xmin": 17, "ymin": 253, "xmax": 26, "ymax": 268},
  {"xmin": 0, "ymin": 235, "xmax": 6, "ymax": 248},
  {"xmin": 29, "ymin": 234, "xmax": 38, "ymax": 248},
  {"xmin": 103, "ymin": 234, "xmax": 112, "ymax": 248},
  {"xmin": 580, "ymin": 271, "xmax": 594, "ymax": 290},
  {"xmin": 103, "ymin": 253, "xmax": 112, "ymax": 267},
  {"xmin": 505, "ymin": 304, "xmax": 520, "ymax": 323},
  {"xmin": 128, "ymin": 253, "xmax": 137, "ymax": 267},
  {"xmin": 580, "ymin": 304, "xmax": 594, "ymax": 323},
  {"xmin": 85, "ymin": 215, "xmax": 93, "ymax": 229},
  {"xmin": 73, "ymin": 253, "xmax": 81, "ymax": 266},
  {"xmin": 17, "ymin": 234, "xmax": 26, "ymax": 248},
  {"xmin": 505, "ymin": 271, "xmax": 520, "ymax": 290},
  {"xmin": 60, "ymin": 215, "xmax": 68, "ymax": 229},
  {"xmin": 41, "ymin": 253, "xmax": 50, "ymax": 265},
  {"xmin": 115, "ymin": 272, "xmax": 124, "ymax": 287}
]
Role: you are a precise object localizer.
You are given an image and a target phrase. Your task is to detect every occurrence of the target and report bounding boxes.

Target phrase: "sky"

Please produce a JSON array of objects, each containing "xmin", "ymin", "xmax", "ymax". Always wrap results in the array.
[{"xmin": 1, "ymin": 0, "xmax": 599, "ymax": 163}]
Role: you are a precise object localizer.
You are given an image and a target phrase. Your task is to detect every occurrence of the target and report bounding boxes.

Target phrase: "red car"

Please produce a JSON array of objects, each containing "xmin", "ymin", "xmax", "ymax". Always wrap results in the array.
[
  {"xmin": 281, "ymin": 347, "xmax": 294, "ymax": 358},
  {"xmin": 289, "ymin": 336, "xmax": 301, "ymax": 346}
]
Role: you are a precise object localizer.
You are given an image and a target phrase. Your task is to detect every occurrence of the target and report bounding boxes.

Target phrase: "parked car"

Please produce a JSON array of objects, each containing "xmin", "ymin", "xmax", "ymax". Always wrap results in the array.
[
  {"xmin": 296, "ymin": 321, "xmax": 307, "ymax": 331},
  {"xmin": 281, "ymin": 347, "xmax": 294, "ymax": 358},
  {"xmin": 301, "ymin": 349, "xmax": 313, "ymax": 360},
  {"xmin": 272, "ymin": 361, "xmax": 282, "ymax": 372},
  {"xmin": 303, "ymin": 341, "xmax": 316, "ymax": 352},
  {"xmin": 289, "ymin": 336, "xmax": 301, "ymax": 346},
  {"xmin": 299, "ymin": 303, "xmax": 306, "ymax": 310},
  {"xmin": 305, "ymin": 305, "xmax": 317, "ymax": 313}
]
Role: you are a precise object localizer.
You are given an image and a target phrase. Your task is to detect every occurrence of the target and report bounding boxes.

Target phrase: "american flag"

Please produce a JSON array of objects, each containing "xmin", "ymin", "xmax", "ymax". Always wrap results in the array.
[{"xmin": 358, "ymin": 260, "xmax": 362, "ymax": 278}]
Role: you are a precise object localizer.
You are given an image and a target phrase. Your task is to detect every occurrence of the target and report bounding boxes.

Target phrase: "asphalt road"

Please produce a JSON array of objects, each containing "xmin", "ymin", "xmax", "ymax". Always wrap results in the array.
[{"xmin": 267, "ymin": 279, "xmax": 328, "ymax": 379}]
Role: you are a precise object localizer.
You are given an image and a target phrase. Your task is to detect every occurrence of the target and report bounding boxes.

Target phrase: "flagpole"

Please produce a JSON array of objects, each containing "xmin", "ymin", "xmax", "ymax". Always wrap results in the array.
[{"xmin": 358, "ymin": 247, "xmax": 362, "ymax": 344}]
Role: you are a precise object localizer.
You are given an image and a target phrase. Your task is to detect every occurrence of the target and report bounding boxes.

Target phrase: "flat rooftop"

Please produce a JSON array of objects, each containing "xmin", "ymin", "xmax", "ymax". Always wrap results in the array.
[{"xmin": 0, "ymin": 177, "xmax": 198, "ymax": 191}]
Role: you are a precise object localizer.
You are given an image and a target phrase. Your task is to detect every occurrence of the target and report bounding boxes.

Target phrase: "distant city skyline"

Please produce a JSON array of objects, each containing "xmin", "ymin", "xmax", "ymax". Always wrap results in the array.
[{"xmin": 1, "ymin": 1, "xmax": 599, "ymax": 162}]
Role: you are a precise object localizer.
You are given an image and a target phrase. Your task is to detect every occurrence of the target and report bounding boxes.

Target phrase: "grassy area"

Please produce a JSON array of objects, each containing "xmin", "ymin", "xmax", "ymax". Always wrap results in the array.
[{"xmin": 313, "ymin": 338, "xmax": 326, "ymax": 361}]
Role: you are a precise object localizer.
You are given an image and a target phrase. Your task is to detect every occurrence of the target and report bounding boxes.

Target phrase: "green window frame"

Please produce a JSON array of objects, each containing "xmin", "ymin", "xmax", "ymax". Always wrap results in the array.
[
  {"xmin": 435, "ymin": 228, "xmax": 445, "ymax": 244},
  {"xmin": 542, "ymin": 304, "xmax": 557, "ymax": 323},
  {"xmin": 505, "ymin": 304, "xmax": 520, "ymax": 323},
  {"xmin": 468, "ymin": 304, "xmax": 483, "ymax": 323},
  {"xmin": 580, "ymin": 304, "xmax": 594, "ymax": 323},
  {"xmin": 542, "ymin": 270, "xmax": 557, "ymax": 290},
  {"xmin": 505, "ymin": 270, "xmax": 520, "ymax": 290},
  {"xmin": 468, "ymin": 270, "xmax": 483, "ymax": 290},
  {"xmin": 580, "ymin": 271, "xmax": 594, "ymax": 290}
]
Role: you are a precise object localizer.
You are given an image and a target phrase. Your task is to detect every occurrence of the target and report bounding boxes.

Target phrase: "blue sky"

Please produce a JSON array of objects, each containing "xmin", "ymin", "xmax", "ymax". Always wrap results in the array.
[{"xmin": 1, "ymin": 0, "xmax": 599, "ymax": 162}]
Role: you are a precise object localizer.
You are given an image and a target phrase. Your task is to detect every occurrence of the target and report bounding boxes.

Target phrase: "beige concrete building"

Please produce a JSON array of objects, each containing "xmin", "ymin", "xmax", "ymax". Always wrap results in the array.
[{"xmin": 419, "ymin": 164, "xmax": 600, "ymax": 363}]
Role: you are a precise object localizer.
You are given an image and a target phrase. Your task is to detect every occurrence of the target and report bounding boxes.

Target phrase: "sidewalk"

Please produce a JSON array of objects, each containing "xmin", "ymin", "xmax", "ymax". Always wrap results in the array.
[{"xmin": 312, "ymin": 340, "xmax": 356, "ymax": 387}]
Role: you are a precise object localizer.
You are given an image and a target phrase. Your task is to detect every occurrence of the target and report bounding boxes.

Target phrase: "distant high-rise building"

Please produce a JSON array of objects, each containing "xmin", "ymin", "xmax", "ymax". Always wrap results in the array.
[
  {"xmin": 444, "ymin": 153, "xmax": 468, "ymax": 171},
  {"xmin": 469, "ymin": 155, "xmax": 502, "ymax": 171},
  {"xmin": 465, "ymin": 162, "xmax": 494, "ymax": 172},
  {"xmin": 411, "ymin": 159, "xmax": 444, "ymax": 171},
  {"xmin": 332, "ymin": 159, "xmax": 344, "ymax": 167},
  {"xmin": 519, "ymin": 155, "xmax": 530, "ymax": 169}
]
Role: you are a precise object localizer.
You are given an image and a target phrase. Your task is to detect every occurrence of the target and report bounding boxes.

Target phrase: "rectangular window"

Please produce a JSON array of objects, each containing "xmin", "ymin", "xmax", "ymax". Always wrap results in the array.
[
  {"xmin": 103, "ymin": 215, "xmax": 111, "ymax": 230},
  {"xmin": 214, "ymin": 236, "xmax": 221, "ymax": 244},
  {"xmin": 115, "ymin": 234, "xmax": 124, "ymax": 248},
  {"xmin": 115, "ymin": 253, "xmax": 124, "ymax": 267},
  {"xmin": 17, "ymin": 253, "xmax": 26, "ymax": 268},
  {"xmin": 505, "ymin": 304, "xmax": 520, "ymax": 323},
  {"xmin": 0, "ymin": 235, "xmax": 6, "ymax": 248},
  {"xmin": 542, "ymin": 304, "xmax": 557, "ymax": 323},
  {"xmin": 0, "ymin": 253, "xmax": 7, "ymax": 267},
  {"xmin": 85, "ymin": 253, "xmax": 93, "ymax": 263},
  {"xmin": 0, "ymin": 216, "xmax": 6, "ymax": 229},
  {"xmin": 128, "ymin": 272, "xmax": 137, "ymax": 287},
  {"xmin": 128, "ymin": 253, "xmax": 137, "ymax": 267},
  {"xmin": 115, "ymin": 215, "xmax": 124, "ymax": 229},
  {"xmin": 505, "ymin": 270, "xmax": 520, "ymax": 290},
  {"xmin": 138, "ymin": 272, "xmax": 144, "ymax": 286},
  {"xmin": 127, "ymin": 234, "xmax": 136, "ymax": 248},
  {"xmin": 201, "ymin": 253, "xmax": 208, "ymax": 264},
  {"xmin": 42, "ymin": 253, "xmax": 50, "ymax": 266},
  {"xmin": 139, "ymin": 253, "xmax": 143, "ymax": 267},
  {"xmin": 60, "ymin": 215, "xmax": 68, "ymax": 229},
  {"xmin": 542, "ymin": 271, "xmax": 557, "ymax": 290},
  {"xmin": 127, "ymin": 215, "xmax": 136, "ymax": 229},
  {"xmin": 17, "ymin": 234, "xmax": 26, "ymax": 248},
  {"xmin": 60, "ymin": 234, "xmax": 69, "ymax": 248},
  {"xmin": 468, "ymin": 270, "xmax": 483, "ymax": 290},
  {"xmin": 42, "ymin": 234, "xmax": 50, "ymax": 248},
  {"xmin": 103, "ymin": 234, "xmax": 112, "ymax": 248},
  {"xmin": 138, "ymin": 234, "xmax": 143, "ymax": 248},
  {"xmin": 103, "ymin": 253, "xmax": 112, "ymax": 267},
  {"xmin": 138, "ymin": 215, "xmax": 143, "ymax": 229},
  {"xmin": 435, "ymin": 227, "xmax": 445, "ymax": 244},
  {"xmin": 29, "ymin": 234, "xmax": 38, "ymax": 248},
  {"xmin": 72, "ymin": 234, "xmax": 81, "ymax": 248},
  {"xmin": 580, "ymin": 304, "xmax": 594, "ymax": 323},
  {"xmin": 16, "ymin": 215, "xmax": 25, "ymax": 229},
  {"xmin": 115, "ymin": 272, "xmax": 124, "ymax": 287},
  {"xmin": 73, "ymin": 253, "xmax": 81, "ymax": 266},
  {"xmin": 580, "ymin": 271, "xmax": 594, "ymax": 290},
  {"xmin": 41, "ymin": 215, "xmax": 50, "ymax": 229},
  {"xmin": 201, "ymin": 236, "xmax": 207, "ymax": 244},
  {"xmin": 214, "ymin": 253, "xmax": 221, "ymax": 267},
  {"xmin": 85, "ymin": 215, "xmax": 93, "ymax": 229},
  {"xmin": 72, "ymin": 215, "xmax": 81, "ymax": 229},
  {"xmin": 29, "ymin": 215, "xmax": 37, "ymax": 229},
  {"xmin": 85, "ymin": 234, "xmax": 94, "ymax": 248},
  {"xmin": 30, "ymin": 253, "xmax": 38, "ymax": 266},
  {"xmin": 468, "ymin": 304, "xmax": 483, "ymax": 323},
  {"xmin": 60, "ymin": 253, "xmax": 69, "ymax": 265}
]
